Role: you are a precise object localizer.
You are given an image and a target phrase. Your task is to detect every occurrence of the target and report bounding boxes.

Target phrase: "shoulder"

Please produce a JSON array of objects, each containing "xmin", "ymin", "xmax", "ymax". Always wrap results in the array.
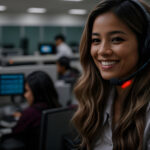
[
  {"xmin": 145, "ymin": 102, "xmax": 150, "ymax": 126},
  {"xmin": 145, "ymin": 102, "xmax": 150, "ymax": 129},
  {"xmin": 143, "ymin": 102, "xmax": 150, "ymax": 149},
  {"xmin": 21, "ymin": 106, "xmax": 39, "ymax": 119},
  {"xmin": 18, "ymin": 104, "xmax": 44, "ymax": 125},
  {"xmin": 61, "ymin": 43, "xmax": 71, "ymax": 50},
  {"xmin": 22, "ymin": 103, "xmax": 47, "ymax": 118}
]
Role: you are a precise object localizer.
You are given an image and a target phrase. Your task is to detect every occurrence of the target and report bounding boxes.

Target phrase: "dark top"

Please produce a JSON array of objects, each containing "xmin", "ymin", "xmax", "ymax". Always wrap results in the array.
[
  {"xmin": 12, "ymin": 102, "xmax": 49, "ymax": 150},
  {"xmin": 12, "ymin": 102, "xmax": 48, "ymax": 134},
  {"xmin": 58, "ymin": 67, "xmax": 80, "ymax": 85}
]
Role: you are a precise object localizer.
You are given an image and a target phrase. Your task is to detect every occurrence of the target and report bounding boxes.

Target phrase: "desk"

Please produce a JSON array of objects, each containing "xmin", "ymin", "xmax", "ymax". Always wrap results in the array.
[{"xmin": 2, "ymin": 53, "xmax": 80, "ymax": 66}]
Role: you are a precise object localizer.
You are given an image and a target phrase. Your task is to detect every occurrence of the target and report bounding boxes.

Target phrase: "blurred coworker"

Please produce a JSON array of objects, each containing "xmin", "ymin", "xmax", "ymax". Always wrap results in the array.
[
  {"xmin": 55, "ymin": 34, "xmax": 73, "ymax": 58},
  {"xmin": 56, "ymin": 56, "xmax": 80, "ymax": 85},
  {"xmin": 1, "ymin": 71, "xmax": 60, "ymax": 150}
]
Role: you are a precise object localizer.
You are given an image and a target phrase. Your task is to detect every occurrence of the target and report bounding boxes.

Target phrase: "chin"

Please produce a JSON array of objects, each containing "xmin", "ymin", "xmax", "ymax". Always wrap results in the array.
[
  {"xmin": 101, "ymin": 75, "xmax": 120, "ymax": 81},
  {"xmin": 101, "ymin": 74, "xmax": 114, "ymax": 80},
  {"xmin": 100, "ymin": 71, "xmax": 119, "ymax": 79}
]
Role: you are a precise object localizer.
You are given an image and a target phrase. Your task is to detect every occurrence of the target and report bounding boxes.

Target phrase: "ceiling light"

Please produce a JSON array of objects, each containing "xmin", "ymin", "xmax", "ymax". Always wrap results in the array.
[
  {"xmin": 69, "ymin": 9, "xmax": 87, "ymax": 15},
  {"xmin": 27, "ymin": 8, "xmax": 47, "ymax": 13},
  {"xmin": 62, "ymin": 0, "xmax": 83, "ymax": 2},
  {"xmin": 0, "ymin": 5, "xmax": 7, "ymax": 11}
]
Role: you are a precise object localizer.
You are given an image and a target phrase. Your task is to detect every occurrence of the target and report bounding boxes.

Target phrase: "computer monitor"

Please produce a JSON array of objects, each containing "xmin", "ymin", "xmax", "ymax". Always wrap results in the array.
[
  {"xmin": 0, "ymin": 73, "xmax": 24, "ymax": 96},
  {"xmin": 38, "ymin": 43, "xmax": 56, "ymax": 55},
  {"xmin": 39, "ymin": 106, "xmax": 77, "ymax": 150}
]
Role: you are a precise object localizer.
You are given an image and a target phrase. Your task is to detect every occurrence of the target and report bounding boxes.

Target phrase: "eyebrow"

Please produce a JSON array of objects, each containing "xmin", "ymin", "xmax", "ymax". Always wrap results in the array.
[{"xmin": 92, "ymin": 31, "xmax": 126, "ymax": 36}]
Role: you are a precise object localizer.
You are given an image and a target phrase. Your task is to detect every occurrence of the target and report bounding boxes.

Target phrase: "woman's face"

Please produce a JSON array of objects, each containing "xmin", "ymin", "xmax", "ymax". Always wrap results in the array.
[
  {"xmin": 24, "ymin": 83, "xmax": 34, "ymax": 105},
  {"xmin": 90, "ymin": 12, "xmax": 139, "ymax": 80}
]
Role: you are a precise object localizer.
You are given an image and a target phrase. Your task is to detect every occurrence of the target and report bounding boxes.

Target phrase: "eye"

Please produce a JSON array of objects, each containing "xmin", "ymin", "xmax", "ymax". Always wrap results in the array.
[
  {"xmin": 91, "ymin": 38, "xmax": 101, "ymax": 45},
  {"xmin": 111, "ymin": 37, "xmax": 125, "ymax": 44}
]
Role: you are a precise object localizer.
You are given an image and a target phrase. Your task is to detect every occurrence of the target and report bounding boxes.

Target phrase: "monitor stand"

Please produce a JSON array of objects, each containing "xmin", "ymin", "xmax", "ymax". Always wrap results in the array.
[{"xmin": 11, "ymin": 95, "xmax": 15, "ymax": 104}]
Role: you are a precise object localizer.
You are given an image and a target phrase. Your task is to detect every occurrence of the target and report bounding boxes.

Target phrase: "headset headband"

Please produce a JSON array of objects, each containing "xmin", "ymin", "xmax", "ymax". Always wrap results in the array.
[{"xmin": 130, "ymin": 0, "xmax": 150, "ymax": 62}]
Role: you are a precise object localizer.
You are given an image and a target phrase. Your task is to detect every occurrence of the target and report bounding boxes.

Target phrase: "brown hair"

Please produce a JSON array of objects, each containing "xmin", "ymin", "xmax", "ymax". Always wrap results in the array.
[{"xmin": 72, "ymin": 0, "xmax": 150, "ymax": 149}]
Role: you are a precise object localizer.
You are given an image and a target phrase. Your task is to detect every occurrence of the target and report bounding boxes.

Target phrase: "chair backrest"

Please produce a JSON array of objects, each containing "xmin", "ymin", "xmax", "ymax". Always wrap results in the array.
[{"xmin": 39, "ymin": 106, "xmax": 77, "ymax": 150}]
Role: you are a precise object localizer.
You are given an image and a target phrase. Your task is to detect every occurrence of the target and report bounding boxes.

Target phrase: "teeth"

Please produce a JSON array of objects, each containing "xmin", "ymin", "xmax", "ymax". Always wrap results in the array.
[{"xmin": 101, "ymin": 61, "xmax": 117, "ymax": 66}]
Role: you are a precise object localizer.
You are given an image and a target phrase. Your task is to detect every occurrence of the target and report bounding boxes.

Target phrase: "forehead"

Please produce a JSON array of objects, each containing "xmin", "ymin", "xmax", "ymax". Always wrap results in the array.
[{"xmin": 92, "ymin": 12, "xmax": 133, "ymax": 35}]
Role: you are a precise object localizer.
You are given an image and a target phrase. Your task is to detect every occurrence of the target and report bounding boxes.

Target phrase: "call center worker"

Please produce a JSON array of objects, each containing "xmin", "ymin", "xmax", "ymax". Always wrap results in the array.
[
  {"xmin": 55, "ymin": 34, "xmax": 73, "ymax": 58},
  {"xmin": 1, "ymin": 71, "xmax": 60, "ymax": 150},
  {"xmin": 72, "ymin": 0, "xmax": 150, "ymax": 150}
]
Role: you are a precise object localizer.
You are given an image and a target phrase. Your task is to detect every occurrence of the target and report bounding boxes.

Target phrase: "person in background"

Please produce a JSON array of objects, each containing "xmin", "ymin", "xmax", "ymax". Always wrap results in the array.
[
  {"xmin": 72, "ymin": 0, "xmax": 150, "ymax": 150},
  {"xmin": 1, "ymin": 71, "xmax": 61, "ymax": 150},
  {"xmin": 56, "ymin": 56, "xmax": 80, "ymax": 85},
  {"xmin": 55, "ymin": 34, "xmax": 73, "ymax": 58}
]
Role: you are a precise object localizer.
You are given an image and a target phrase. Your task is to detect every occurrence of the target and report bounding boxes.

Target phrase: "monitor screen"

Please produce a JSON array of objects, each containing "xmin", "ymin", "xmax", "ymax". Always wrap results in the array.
[
  {"xmin": 0, "ymin": 73, "xmax": 24, "ymax": 96},
  {"xmin": 39, "ymin": 43, "xmax": 56, "ymax": 55}
]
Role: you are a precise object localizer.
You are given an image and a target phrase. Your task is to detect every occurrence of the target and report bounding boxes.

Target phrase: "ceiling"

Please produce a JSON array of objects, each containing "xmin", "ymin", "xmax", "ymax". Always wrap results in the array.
[
  {"xmin": 0, "ymin": 0, "xmax": 149, "ymax": 26},
  {"xmin": 0, "ymin": 0, "xmax": 100, "ymax": 16},
  {"xmin": 0, "ymin": 0, "xmax": 149, "ymax": 16}
]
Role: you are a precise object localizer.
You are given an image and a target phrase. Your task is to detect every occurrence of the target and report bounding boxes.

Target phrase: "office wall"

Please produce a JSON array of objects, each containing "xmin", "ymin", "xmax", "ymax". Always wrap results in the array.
[
  {"xmin": 0, "ymin": 13, "xmax": 86, "ymax": 54},
  {"xmin": 24, "ymin": 26, "xmax": 40, "ymax": 55},
  {"xmin": 0, "ymin": 26, "xmax": 83, "ymax": 55},
  {"xmin": 1, "ymin": 26, "xmax": 20, "ymax": 48}
]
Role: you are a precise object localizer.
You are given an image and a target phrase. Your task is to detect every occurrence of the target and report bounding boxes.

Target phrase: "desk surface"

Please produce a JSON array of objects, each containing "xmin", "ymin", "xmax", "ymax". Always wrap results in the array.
[{"xmin": 2, "ymin": 53, "xmax": 80, "ymax": 65}]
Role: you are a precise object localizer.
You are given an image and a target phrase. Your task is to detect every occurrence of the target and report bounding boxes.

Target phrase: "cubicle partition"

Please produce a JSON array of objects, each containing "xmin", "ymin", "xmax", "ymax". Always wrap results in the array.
[
  {"xmin": 0, "ymin": 64, "xmax": 57, "ymax": 105},
  {"xmin": 0, "ymin": 64, "xmax": 74, "ymax": 107},
  {"xmin": 0, "ymin": 64, "xmax": 57, "ymax": 82}
]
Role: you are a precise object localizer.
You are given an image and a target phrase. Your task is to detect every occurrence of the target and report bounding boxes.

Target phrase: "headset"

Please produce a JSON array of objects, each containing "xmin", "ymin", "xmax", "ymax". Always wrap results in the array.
[{"xmin": 110, "ymin": 0, "xmax": 150, "ymax": 86}]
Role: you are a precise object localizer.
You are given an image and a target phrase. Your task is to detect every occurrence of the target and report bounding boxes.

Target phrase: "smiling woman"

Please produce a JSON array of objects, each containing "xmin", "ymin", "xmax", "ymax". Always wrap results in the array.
[
  {"xmin": 91, "ymin": 12, "xmax": 138, "ymax": 80},
  {"xmin": 72, "ymin": 0, "xmax": 150, "ymax": 150}
]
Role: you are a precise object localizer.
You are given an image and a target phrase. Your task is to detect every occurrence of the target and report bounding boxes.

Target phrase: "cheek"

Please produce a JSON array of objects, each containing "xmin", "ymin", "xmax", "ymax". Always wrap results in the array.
[
  {"xmin": 29, "ymin": 92, "xmax": 34, "ymax": 101},
  {"xmin": 27, "ymin": 94, "xmax": 34, "ymax": 105},
  {"xmin": 24, "ymin": 93, "xmax": 27, "ymax": 99},
  {"xmin": 122, "ymin": 46, "xmax": 138, "ymax": 63},
  {"xmin": 90, "ymin": 46, "xmax": 97, "ymax": 59},
  {"xmin": 90, "ymin": 47, "xmax": 99, "ymax": 69},
  {"xmin": 24, "ymin": 92, "xmax": 32, "ymax": 101}
]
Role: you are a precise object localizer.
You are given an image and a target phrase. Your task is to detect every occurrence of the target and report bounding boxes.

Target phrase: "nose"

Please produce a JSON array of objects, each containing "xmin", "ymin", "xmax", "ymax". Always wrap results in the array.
[{"xmin": 97, "ymin": 41, "xmax": 112, "ymax": 55}]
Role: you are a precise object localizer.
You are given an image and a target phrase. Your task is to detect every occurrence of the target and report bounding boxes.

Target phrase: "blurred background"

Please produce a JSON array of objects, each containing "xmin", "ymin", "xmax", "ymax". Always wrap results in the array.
[
  {"xmin": 0, "ymin": 1, "xmax": 149, "ymax": 150},
  {"xmin": 0, "ymin": 0, "xmax": 100, "ymax": 57}
]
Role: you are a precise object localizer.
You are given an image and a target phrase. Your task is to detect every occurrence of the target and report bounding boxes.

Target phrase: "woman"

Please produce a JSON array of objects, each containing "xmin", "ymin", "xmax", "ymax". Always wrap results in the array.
[
  {"xmin": 13, "ymin": 70, "xmax": 60, "ymax": 132},
  {"xmin": 6, "ymin": 71, "xmax": 60, "ymax": 150},
  {"xmin": 72, "ymin": 0, "xmax": 150, "ymax": 150}
]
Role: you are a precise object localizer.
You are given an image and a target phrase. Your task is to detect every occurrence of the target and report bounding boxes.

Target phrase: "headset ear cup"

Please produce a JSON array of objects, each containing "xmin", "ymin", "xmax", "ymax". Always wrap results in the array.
[
  {"xmin": 130, "ymin": 0, "xmax": 150, "ymax": 62},
  {"xmin": 142, "ymin": 36, "xmax": 150, "ymax": 61}
]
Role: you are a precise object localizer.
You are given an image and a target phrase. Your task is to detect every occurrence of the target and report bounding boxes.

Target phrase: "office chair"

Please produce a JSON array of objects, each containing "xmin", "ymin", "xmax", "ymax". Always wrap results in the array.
[{"xmin": 39, "ymin": 106, "xmax": 77, "ymax": 150}]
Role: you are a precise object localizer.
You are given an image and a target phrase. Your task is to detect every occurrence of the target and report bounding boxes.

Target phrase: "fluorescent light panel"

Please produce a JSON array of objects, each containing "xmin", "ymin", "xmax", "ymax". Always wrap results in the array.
[
  {"xmin": 62, "ymin": 0, "xmax": 83, "ymax": 1},
  {"xmin": 27, "ymin": 8, "xmax": 47, "ymax": 13},
  {"xmin": 69, "ymin": 9, "xmax": 87, "ymax": 15},
  {"xmin": 0, "ymin": 5, "xmax": 7, "ymax": 11}
]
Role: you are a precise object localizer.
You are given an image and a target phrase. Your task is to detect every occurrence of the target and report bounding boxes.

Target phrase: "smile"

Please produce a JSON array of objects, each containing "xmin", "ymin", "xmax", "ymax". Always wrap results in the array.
[
  {"xmin": 101, "ymin": 60, "xmax": 118, "ymax": 65},
  {"xmin": 100, "ymin": 60, "xmax": 119, "ymax": 69}
]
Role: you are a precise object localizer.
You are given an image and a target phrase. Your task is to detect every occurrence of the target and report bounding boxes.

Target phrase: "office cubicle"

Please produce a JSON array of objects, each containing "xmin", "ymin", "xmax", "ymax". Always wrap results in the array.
[
  {"xmin": 0, "ymin": 65, "xmax": 57, "ymax": 105},
  {"xmin": 0, "ymin": 64, "xmax": 57, "ymax": 82},
  {"xmin": 0, "ymin": 64, "xmax": 75, "ymax": 107}
]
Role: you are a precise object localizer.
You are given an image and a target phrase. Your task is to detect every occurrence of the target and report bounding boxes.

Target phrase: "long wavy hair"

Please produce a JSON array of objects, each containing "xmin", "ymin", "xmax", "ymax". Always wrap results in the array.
[{"xmin": 72, "ymin": 0, "xmax": 150, "ymax": 149}]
